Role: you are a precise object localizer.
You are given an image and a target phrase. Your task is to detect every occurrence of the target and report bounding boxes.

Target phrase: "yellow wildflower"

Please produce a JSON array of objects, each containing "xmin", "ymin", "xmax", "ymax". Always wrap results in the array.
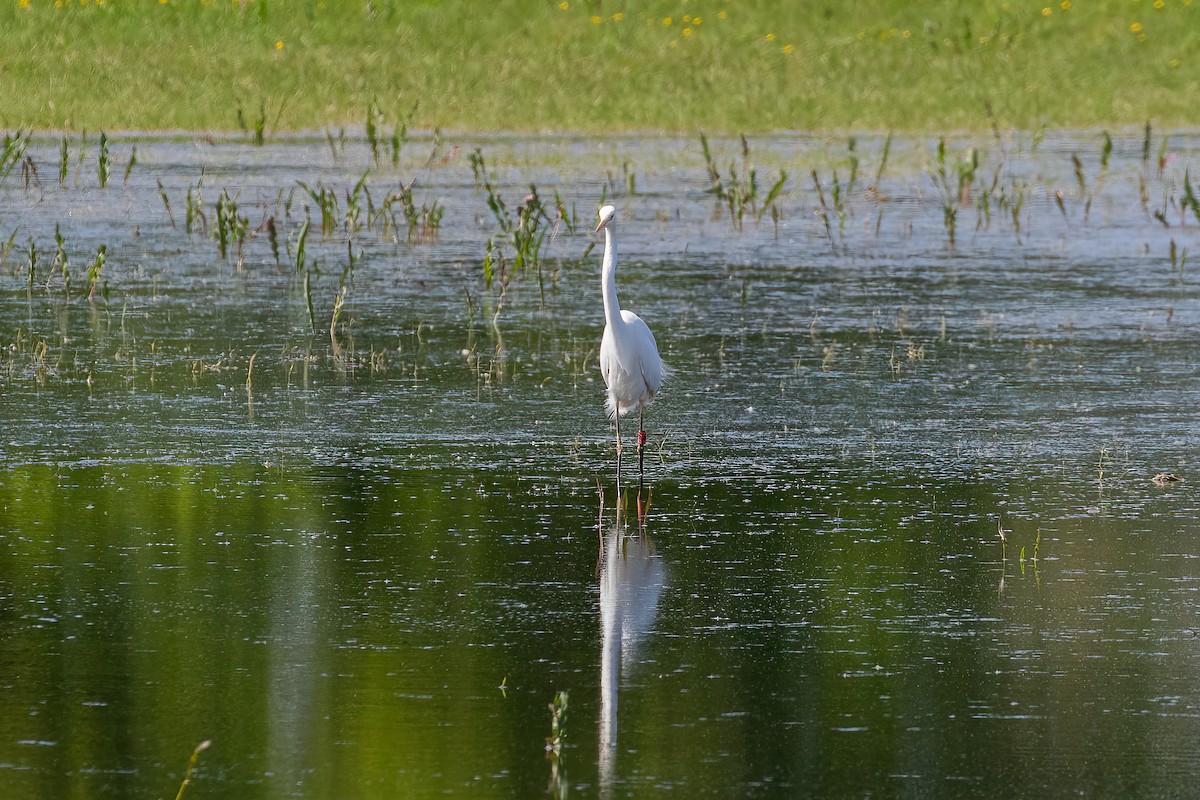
[
  {"xmin": 558, "ymin": 1, "xmax": 568, "ymax": 9},
  {"xmin": 663, "ymin": 16, "xmax": 672, "ymax": 25},
  {"xmin": 1061, "ymin": 0, "xmax": 1071, "ymax": 8},
  {"xmin": 718, "ymin": 10, "xmax": 728, "ymax": 20},
  {"xmin": 1130, "ymin": 21, "xmax": 1143, "ymax": 30},
  {"xmin": 682, "ymin": 27, "xmax": 692, "ymax": 37},
  {"xmin": 1153, "ymin": 0, "xmax": 1164, "ymax": 7},
  {"xmin": 611, "ymin": 11, "xmax": 623, "ymax": 21},
  {"xmin": 590, "ymin": 15, "xmax": 601, "ymax": 24},
  {"xmin": 275, "ymin": 40, "xmax": 284, "ymax": 50},
  {"xmin": 1042, "ymin": 7, "xmax": 1051, "ymax": 15},
  {"xmin": 765, "ymin": 33, "xmax": 776, "ymax": 41},
  {"xmin": 782, "ymin": 43, "xmax": 794, "ymax": 54}
]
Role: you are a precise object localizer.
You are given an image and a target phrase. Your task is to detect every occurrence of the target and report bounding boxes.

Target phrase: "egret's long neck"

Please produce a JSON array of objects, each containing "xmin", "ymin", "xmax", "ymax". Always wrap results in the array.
[{"xmin": 601, "ymin": 226, "xmax": 623, "ymax": 328}]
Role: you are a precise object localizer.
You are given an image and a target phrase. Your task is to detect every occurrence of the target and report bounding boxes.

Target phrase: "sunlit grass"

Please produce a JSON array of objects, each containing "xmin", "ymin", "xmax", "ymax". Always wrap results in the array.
[{"xmin": 0, "ymin": 0, "xmax": 1198, "ymax": 132}]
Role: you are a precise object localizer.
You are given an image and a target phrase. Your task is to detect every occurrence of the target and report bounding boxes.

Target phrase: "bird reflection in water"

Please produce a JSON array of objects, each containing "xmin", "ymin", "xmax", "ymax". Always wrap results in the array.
[{"xmin": 598, "ymin": 489, "xmax": 666, "ymax": 797}]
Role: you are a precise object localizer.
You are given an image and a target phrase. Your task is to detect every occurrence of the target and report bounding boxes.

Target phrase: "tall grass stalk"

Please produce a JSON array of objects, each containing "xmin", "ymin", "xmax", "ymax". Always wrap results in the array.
[
  {"xmin": 172, "ymin": 740, "xmax": 211, "ymax": 800},
  {"xmin": 0, "ymin": 130, "xmax": 29, "ymax": 184},
  {"xmin": 53, "ymin": 225, "xmax": 69, "ymax": 295},
  {"xmin": 58, "ymin": 136, "xmax": 69, "ymax": 187},
  {"xmin": 98, "ymin": 131, "xmax": 110, "ymax": 188},
  {"xmin": 86, "ymin": 244, "xmax": 107, "ymax": 302},
  {"xmin": 215, "ymin": 190, "xmax": 249, "ymax": 262},
  {"xmin": 157, "ymin": 180, "xmax": 176, "ymax": 228},
  {"xmin": 123, "ymin": 145, "xmax": 137, "ymax": 185},
  {"xmin": 24, "ymin": 237, "xmax": 37, "ymax": 290}
]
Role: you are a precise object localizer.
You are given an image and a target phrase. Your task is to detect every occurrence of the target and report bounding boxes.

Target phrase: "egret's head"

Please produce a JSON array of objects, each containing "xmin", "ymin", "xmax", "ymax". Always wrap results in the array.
[{"xmin": 595, "ymin": 204, "xmax": 616, "ymax": 233}]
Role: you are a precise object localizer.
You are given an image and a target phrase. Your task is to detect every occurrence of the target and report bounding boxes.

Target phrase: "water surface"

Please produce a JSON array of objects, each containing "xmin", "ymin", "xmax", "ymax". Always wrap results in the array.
[{"xmin": 2, "ymin": 131, "xmax": 1200, "ymax": 797}]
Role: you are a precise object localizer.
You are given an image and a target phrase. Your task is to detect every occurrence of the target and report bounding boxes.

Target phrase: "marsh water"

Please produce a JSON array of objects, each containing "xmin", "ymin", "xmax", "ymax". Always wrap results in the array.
[{"xmin": 2, "ymin": 131, "xmax": 1200, "ymax": 798}]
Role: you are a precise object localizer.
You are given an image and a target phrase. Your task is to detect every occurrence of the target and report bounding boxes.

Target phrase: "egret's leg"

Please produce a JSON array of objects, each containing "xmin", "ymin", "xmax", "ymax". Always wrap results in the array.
[
  {"xmin": 614, "ymin": 400, "xmax": 622, "ymax": 494},
  {"xmin": 637, "ymin": 405, "xmax": 646, "ymax": 483}
]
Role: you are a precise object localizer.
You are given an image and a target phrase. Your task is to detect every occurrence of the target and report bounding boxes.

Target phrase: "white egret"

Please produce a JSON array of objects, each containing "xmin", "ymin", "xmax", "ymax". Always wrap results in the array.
[{"xmin": 595, "ymin": 204, "xmax": 668, "ymax": 488}]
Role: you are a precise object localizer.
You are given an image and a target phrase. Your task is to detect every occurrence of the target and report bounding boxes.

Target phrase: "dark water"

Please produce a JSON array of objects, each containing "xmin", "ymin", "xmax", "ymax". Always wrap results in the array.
[{"xmin": 2, "ymin": 131, "xmax": 1200, "ymax": 798}]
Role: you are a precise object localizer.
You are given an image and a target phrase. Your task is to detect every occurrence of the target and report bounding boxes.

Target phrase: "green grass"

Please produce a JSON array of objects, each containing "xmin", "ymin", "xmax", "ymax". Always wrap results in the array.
[{"xmin": 1, "ymin": 0, "xmax": 1198, "ymax": 133}]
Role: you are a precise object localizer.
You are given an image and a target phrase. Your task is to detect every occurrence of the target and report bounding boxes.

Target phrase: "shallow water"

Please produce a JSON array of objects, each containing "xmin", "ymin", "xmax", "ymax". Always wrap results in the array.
[{"xmin": 2, "ymin": 131, "xmax": 1200, "ymax": 797}]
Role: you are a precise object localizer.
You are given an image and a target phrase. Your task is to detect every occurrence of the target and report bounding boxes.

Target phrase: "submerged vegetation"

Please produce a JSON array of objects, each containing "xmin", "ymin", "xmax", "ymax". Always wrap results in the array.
[{"xmin": 2, "ymin": 1, "xmax": 1200, "ymax": 133}]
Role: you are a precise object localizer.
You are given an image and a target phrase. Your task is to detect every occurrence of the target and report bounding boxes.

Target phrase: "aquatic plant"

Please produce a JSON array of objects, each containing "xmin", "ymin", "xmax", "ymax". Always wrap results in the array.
[
  {"xmin": 875, "ymin": 132, "xmax": 893, "ymax": 186},
  {"xmin": 1086, "ymin": 131, "xmax": 1113, "ymax": 222},
  {"xmin": 329, "ymin": 239, "xmax": 362, "ymax": 354},
  {"xmin": 172, "ymin": 740, "xmax": 211, "ymax": 800},
  {"xmin": 215, "ymin": 189, "xmax": 249, "ymax": 261},
  {"xmin": 390, "ymin": 102, "xmax": 417, "ymax": 167},
  {"xmin": 290, "ymin": 218, "xmax": 310, "ymax": 272},
  {"xmin": 303, "ymin": 267, "xmax": 316, "ymax": 332},
  {"xmin": 810, "ymin": 169, "xmax": 834, "ymax": 247},
  {"xmin": 58, "ymin": 136, "xmax": 69, "ymax": 187},
  {"xmin": 930, "ymin": 139, "xmax": 978, "ymax": 247},
  {"xmin": 1169, "ymin": 238, "xmax": 1189, "ymax": 283},
  {"xmin": 298, "ymin": 180, "xmax": 339, "ymax": 236},
  {"xmin": 1095, "ymin": 446, "xmax": 1111, "ymax": 487},
  {"xmin": 24, "ymin": 237, "xmax": 37, "ymax": 289},
  {"xmin": 185, "ymin": 178, "xmax": 207, "ymax": 235},
  {"xmin": 157, "ymin": 180, "xmax": 176, "ymax": 228},
  {"xmin": 266, "ymin": 216, "xmax": 279, "ymax": 263},
  {"xmin": 0, "ymin": 130, "xmax": 30, "ymax": 185},
  {"xmin": 52, "ymin": 224, "xmax": 69, "ymax": 295},
  {"xmin": 238, "ymin": 102, "xmax": 267, "ymax": 145},
  {"xmin": 0, "ymin": 229, "xmax": 16, "ymax": 266},
  {"xmin": 344, "ymin": 171, "xmax": 369, "ymax": 234},
  {"xmin": 253, "ymin": 103, "xmax": 267, "ymax": 146},
  {"xmin": 123, "ymin": 145, "xmax": 137, "ymax": 185},
  {"xmin": 20, "ymin": 152, "xmax": 39, "ymax": 192},
  {"xmin": 86, "ymin": 244, "xmax": 107, "ymax": 302},
  {"xmin": 245, "ymin": 352, "xmax": 257, "ymax": 392},
  {"xmin": 98, "ymin": 132, "xmax": 110, "ymax": 188},
  {"xmin": 700, "ymin": 133, "xmax": 786, "ymax": 231},
  {"xmin": 867, "ymin": 132, "xmax": 895, "ymax": 235},
  {"xmin": 606, "ymin": 161, "xmax": 637, "ymax": 197},
  {"xmin": 366, "ymin": 100, "xmax": 382, "ymax": 164},
  {"xmin": 394, "ymin": 180, "xmax": 444, "ymax": 243},
  {"xmin": 1182, "ymin": 169, "xmax": 1200, "ymax": 226},
  {"xmin": 471, "ymin": 148, "xmax": 558, "ymax": 304},
  {"xmin": 425, "ymin": 127, "xmax": 445, "ymax": 167}
]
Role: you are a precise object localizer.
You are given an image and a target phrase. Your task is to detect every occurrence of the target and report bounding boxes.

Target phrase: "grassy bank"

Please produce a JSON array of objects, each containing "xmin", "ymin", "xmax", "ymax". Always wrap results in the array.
[{"xmin": 1, "ymin": 0, "xmax": 1198, "ymax": 134}]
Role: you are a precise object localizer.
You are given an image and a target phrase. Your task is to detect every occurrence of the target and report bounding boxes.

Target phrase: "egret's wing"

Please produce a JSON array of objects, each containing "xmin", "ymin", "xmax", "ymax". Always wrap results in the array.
[{"xmin": 619, "ymin": 310, "xmax": 667, "ymax": 395}]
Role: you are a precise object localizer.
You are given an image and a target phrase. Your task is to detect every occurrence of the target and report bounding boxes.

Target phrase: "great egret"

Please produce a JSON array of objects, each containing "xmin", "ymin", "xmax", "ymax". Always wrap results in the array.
[{"xmin": 595, "ymin": 204, "xmax": 668, "ymax": 488}]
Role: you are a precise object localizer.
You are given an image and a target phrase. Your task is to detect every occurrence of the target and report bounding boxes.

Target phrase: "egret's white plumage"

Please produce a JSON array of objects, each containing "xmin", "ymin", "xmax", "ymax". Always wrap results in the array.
[{"xmin": 596, "ymin": 204, "xmax": 668, "ymax": 483}]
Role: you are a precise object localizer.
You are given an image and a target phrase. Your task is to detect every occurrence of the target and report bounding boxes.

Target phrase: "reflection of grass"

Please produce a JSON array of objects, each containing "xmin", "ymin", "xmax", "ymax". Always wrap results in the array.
[{"xmin": 2, "ymin": 1, "xmax": 1198, "ymax": 132}]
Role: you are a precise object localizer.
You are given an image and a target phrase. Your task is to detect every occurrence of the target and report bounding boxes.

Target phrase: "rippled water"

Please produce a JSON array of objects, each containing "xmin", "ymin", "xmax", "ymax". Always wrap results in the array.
[{"xmin": 2, "ymin": 131, "xmax": 1200, "ymax": 797}]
